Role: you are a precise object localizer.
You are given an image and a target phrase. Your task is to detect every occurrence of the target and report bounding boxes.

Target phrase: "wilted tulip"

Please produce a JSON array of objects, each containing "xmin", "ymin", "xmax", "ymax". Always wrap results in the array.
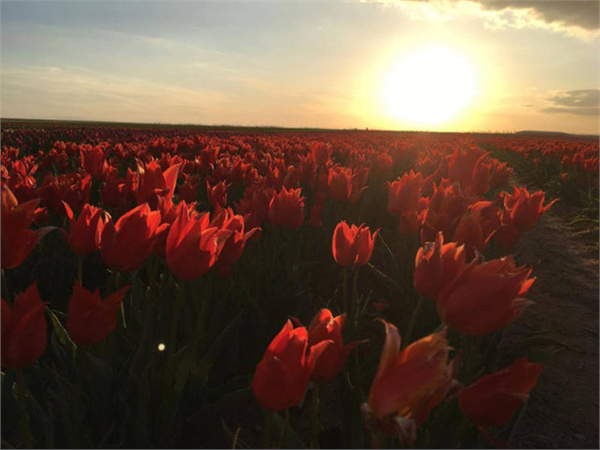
[
  {"xmin": 459, "ymin": 357, "xmax": 542, "ymax": 427},
  {"xmin": 332, "ymin": 221, "xmax": 378, "ymax": 267},
  {"xmin": 268, "ymin": 187, "xmax": 305, "ymax": 229},
  {"xmin": 67, "ymin": 282, "xmax": 131, "ymax": 345},
  {"xmin": 307, "ymin": 309, "xmax": 362, "ymax": 382},
  {"xmin": 414, "ymin": 232, "xmax": 467, "ymax": 300},
  {"xmin": 1, "ymin": 283, "xmax": 48, "ymax": 369},
  {"xmin": 101, "ymin": 203, "xmax": 162, "ymax": 272},
  {"xmin": 252, "ymin": 320, "xmax": 331, "ymax": 411},
  {"xmin": 63, "ymin": 202, "xmax": 108, "ymax": 256},
  {"xmin": 437, "ymin": 256, "xmax": 535, "ymax": 335}
]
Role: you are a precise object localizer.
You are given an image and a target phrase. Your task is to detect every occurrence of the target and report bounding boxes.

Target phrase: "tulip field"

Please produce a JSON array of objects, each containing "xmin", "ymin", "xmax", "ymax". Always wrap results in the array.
[{"xmin": 1, "ymin": 121, "xmax": 598, "ymax": 449}]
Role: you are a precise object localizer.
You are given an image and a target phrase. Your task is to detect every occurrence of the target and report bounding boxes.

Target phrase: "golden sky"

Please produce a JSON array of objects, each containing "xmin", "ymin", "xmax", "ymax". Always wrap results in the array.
[{"xmin": 1, "ymin": 1, "xmax": 599, "ymax": 134}]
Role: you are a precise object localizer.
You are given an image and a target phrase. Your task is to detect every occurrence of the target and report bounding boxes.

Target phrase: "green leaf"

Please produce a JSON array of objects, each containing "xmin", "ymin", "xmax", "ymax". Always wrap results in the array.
[
  {"xmin": 272, "ymin": 412, "xmax": 306, "ymax": 449},
  {"xmin": 46, "ymin": 308, "xmax": 77, "ymax": 359}
]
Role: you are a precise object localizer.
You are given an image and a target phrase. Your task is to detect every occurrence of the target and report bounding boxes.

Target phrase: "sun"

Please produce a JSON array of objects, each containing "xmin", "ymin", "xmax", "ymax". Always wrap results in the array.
[{"xmin": 382, "ymin": 46, "xmax": 477, "ymax": 126}]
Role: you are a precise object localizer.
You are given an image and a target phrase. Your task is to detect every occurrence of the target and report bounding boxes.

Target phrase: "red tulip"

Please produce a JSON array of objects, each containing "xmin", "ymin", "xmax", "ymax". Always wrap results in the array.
[
  {"xmin": 80, "ymin": 144, "xmax": 109, "ymax": 180},
  {"xmin": 310, "ymin": 142, "xmax": 331, "ymax": 166},
  {"xmin": 490, "ymin": 162, "xmax": 512, "ymax": 189},
  {"xmin": 1, "ymin": 184, "xmax": 54, "ymax": 270},
  {"xmin": 252, "ymin": 320, "xmax": 331, "ymax": 411},
  {"xmin": 206, "ymin": 180, "xmax": 229, "ymax": 208},
  {"xmin": 438, "ymin": 256, "xmax": 535, "ymax": 335},
  {"xmin": 136, "ymin": 161, "xmax": 181, "ymax": 209},
  {"xmin": 452, "ymin": 201, "xmax": 500, "ymax": 258},
  {"xmin": 363, "ymin": 321, "xmax": 456, "ymax": 444},
  {"xmin": 1, "ymin": 283, "xmax": 48, "ymax": 369},
  {"xmin": 67, "ymin": 282, "xmax": 131, "ymax": 345},
  {"xmin": 214, "ymin": 208, "xmax": 260, "ymax": 276},
  {"xmin": 387, "ymin": 170, "xmax": 423, "ymax": 216},
  {"xmin": 165, "ymin": 205, "xmax": 231, "ymax": 281},
  {"xmin": 332, "ymin": 221, "xmax": 378, "ymax": 267},
  {"xmin": 459, "ymin": 357, "xmax": 542, "ymax": 427},
  {"xmin": 328, "ymin": 167, "xmax": 353, "ymax": 202},
  {"xmin": 63, "ymin": 202, "xmax": 108, "ymax": 256},
  {"xmin": 307, "ymin": 309, "xmax": 362, "ymax": 382},
  {"xmin": 100, "ymin": 203, "xmax": 162, "ymax": 272},
  {"xmin": 235, "ymin": 185, "xmax": 275, "ymax": 230},
  {"xmin": 268, "ymin": 187, "xmax": 305, "ymax": 229},
  {"xmin": 501, "ymin": 187, "xmax": 558, "ymax": 232},
  {"xmin": 414, "ymin": 232, "xmax": 467, "ymax": 300}
]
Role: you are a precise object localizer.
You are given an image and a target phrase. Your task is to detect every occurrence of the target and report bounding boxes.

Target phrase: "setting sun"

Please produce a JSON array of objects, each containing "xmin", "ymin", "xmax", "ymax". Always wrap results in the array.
[{"xmin": 382, "ymin": 46, "xmax": 477, "ymax": 125}]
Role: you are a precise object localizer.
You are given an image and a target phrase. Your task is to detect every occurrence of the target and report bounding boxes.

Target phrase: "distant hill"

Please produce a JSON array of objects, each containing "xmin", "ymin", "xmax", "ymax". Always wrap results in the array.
[{"xmin": 515, "ymin": 130, "xmax": 599, "ymax": 141}]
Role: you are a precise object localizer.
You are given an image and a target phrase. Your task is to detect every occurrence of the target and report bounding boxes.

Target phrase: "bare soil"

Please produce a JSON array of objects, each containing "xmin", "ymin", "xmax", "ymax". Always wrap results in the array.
[{"xmin": 499, "ymin": 200, "xmax": 599, "ymax": 449}]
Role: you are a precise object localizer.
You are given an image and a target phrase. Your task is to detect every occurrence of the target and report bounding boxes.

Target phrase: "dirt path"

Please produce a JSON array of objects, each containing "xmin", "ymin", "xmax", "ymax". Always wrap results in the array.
[{"xmin": 499, "ymin": 200, "xmax": 599, "ymax": 449}]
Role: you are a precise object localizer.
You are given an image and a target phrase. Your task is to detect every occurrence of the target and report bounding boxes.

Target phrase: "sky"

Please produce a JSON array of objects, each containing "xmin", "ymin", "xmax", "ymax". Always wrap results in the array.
[{"xmin": 1, "ymin": 0, "xmax": 599, "ymax": 134}]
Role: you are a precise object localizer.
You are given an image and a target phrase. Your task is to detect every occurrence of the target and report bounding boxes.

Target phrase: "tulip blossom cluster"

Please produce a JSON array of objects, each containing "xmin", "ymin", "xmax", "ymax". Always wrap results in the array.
[
  {"xmin": 0, "ymin": 125, "xmax": 561, "ymax": 449},
  {"xmin": 252, "ymin": 309, "xmax": 360, "ymax": 411}
]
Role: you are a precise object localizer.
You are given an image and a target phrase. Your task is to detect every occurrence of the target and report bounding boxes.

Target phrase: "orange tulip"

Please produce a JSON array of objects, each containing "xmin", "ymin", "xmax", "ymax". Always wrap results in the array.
[
  {"xmin": 67, "ymin": 282, "xmax": 131, "ymax": 345},
  {"xmin": 1, "ymin": 283, "xmax": 48, "ymax": 369},
  {"xmin": 268, "ymin": 187, "xmax": 305, "ymax": 229},
  {"xmin": 100, "ymin": 203, "xmax": 162, "ymax": 272},
  {"xmin": 459, "ymin": 356, "xmax": 542, "ymax": 427},
  {"xmin": 437, "ymin": 256, "xmax": 535, "ymax": 335},
  {"xmin": 252, "ymin": 320, "xmax": 331, "ymax": 411},
  {"xmin": 307, "ymin": 309, "xmax": 362, "ymax": 382},
  {"xmin": 332, "ymin": 221, "xmax": 378, "ymax": 267},
  {"xmin": 414, "ymin": 232, "xmax": 466, "ymax": 300}
]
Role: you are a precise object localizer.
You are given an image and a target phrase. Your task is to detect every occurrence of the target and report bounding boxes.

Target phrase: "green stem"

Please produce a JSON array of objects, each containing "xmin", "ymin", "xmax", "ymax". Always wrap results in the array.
[
  {"xmin": 402, "ymin": 296, "xmax": 425, "ymax": 349},
  {"xmin": 310, "ymin": 384, "xmax": 321, "ymax": 449},
  {"xmin": 262, "ymin": 410, "xmax": 274, "ymax": 449},
  {"xmin": 351, "ymin": 267, "xmax": 359, "ymax": 321},
  {"xmin": 16, "ymin": 370, "xmax": 33, "ymax": 449},
  {"xmin": 76, "ymin": 256, "xmax": 83, "ymax": 285},
  {"xmin": 163, "ymin": 282, "xmax": 184, "ymax": 400},
  {"xmin": 1, "ymin": 269, "xmax": 11, "ymax": 301},
  {"xmin": 278, "ymin": 409, "xmax": 290, "ymax": 448},
  {"xmin": 115, "ymin": 272, "xmax": 126, "ymax": 329},
  {"xmin": 342, "ymin": 267, "xmax": 349, "ymax": 315}
]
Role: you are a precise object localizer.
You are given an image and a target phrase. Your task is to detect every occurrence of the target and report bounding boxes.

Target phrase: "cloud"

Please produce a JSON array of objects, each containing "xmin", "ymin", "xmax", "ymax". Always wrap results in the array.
[
  {"xmin": 0, "ymin": 65, "xmax": 233, "ymax": 123},
  {"xmin": 542, "ymin": 89, "xmax": 600, "ymax": 116},
  {"xmin": 478, "ymin": 1, "xmax": 599, "ymax": 31},
  {"xmin": 373, "ymin": 1, "xmax": 600, "ymax": 39}
]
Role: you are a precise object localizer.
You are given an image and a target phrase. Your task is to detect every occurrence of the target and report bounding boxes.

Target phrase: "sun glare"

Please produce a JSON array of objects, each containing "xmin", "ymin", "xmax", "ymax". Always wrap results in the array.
[{"xmin": 382, "ymin": 46, "xmax": 477, "ymax": 126}]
